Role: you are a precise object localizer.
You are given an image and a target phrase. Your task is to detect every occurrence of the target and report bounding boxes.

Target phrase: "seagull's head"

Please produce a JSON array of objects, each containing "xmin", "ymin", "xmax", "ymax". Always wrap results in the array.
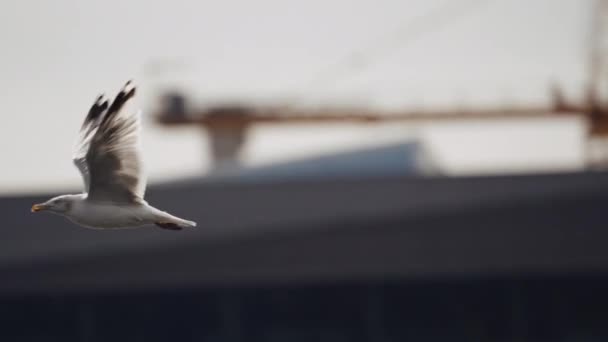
[{"xmin": 31, "ymin": 195, "xmax": 79, "ymax": 214}]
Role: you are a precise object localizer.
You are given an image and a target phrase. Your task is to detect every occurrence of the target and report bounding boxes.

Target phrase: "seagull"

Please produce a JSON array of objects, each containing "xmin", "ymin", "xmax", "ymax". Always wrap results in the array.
[{"xmin": 31, "ymin": 81, "xmax": 197, "ymax": 231}]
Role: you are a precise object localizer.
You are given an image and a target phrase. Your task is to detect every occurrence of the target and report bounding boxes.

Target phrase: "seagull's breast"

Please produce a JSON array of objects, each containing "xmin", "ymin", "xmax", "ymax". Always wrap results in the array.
[{"xmin": 67, "ymin": 200, "xmax": 149, "ymax": 229}]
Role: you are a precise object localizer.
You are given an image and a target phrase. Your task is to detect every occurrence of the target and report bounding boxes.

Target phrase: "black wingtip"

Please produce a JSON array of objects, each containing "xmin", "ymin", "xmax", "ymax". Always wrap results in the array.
[
  {"xmin": 123, "ymin": 82, "xmax": 136, "ymax": 101},
  {"xmin": 105, "ymin": 81, "xmax": 137, "ymax": 121},
  {"xmin": 85, "ymin": 94, "xmax": 109, "ymax": 124}
]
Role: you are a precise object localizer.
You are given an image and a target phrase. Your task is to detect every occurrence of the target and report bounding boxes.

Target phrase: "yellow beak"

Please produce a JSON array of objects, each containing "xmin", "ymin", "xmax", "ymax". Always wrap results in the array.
[{"xmin": 31, "ymin": 203, "xmax": 46, "ymax": 212}]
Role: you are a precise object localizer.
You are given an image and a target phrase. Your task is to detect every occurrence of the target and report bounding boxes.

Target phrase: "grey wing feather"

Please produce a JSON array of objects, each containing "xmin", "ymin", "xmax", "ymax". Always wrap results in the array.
[
  {"xmin": 73, "ymin": 81, "xmax": 146, "ymax": 203},
  {"xmin": 73, "ymin": 94, "xmax": 107, "ymax": 193}
]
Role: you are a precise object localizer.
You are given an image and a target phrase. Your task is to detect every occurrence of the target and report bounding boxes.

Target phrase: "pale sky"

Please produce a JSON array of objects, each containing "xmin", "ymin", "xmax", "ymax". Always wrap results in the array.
[{"xmin": 0, "ymin": 0, "xmax": 592, "ymax": 194}]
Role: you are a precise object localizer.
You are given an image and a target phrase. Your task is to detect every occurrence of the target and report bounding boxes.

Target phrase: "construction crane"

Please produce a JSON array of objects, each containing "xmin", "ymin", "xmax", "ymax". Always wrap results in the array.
[{"xmin": 153, "ymin": 0, "xmax": 608, "ymax": 171}]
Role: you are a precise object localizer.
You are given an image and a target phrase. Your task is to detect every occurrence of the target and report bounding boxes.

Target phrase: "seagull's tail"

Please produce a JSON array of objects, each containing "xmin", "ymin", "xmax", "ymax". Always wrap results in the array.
[
  {"xmin": 154, "ymin": 211, "xmax": 197, "ymax": 231},
  {"xmin": 173, "ymin": 217, "xmax": 197, "ymax": 228},
  {"xmin": 178, "ymin": 218, "xmax": 197, "ymax": 228}
]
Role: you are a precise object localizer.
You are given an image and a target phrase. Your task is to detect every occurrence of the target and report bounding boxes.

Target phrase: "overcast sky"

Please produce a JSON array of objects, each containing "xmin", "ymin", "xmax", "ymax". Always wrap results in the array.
[{"xmin": 0, "ymin": 0, "xmax": 592, "ymax": 194}]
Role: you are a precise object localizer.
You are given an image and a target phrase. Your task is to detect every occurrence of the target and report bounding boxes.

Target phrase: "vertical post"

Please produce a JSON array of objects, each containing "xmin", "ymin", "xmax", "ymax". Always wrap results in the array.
[
  {"xmin": 204, "ymin": 107, "xmax": 251, "ymax": 174},
  {"xmin": 365, "ymin": 286, "xmax": 386, "ymax": 342},
  {"xmin": 207, "ymin": 124, "xmax": 247, "ymax": 173},
  {"xmin": 218, "ymin": 291, "xmax": 241, "ymax": 342},
  {"xmin": 588, "ymin": 0, "xmax": 608, "ymax": 107},
  {"xmin": 77, "ymin": 299, "xmax": 96, "ymax": 342}
]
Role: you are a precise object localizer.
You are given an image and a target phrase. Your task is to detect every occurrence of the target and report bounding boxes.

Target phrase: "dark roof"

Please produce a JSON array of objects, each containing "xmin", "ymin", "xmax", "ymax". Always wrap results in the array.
[{"xmin": 2, "ymin": 171, "xmax": 608, "ymax": 294}]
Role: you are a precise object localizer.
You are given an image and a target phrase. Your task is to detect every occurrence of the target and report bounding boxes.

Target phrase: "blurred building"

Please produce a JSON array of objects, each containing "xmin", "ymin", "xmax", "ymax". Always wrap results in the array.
[
  {"xmin": 199, "ymin": 140, "xmax": 438, "ymax": 183},
  {"xmin": 1, "ymin": 171, "xmax": 608, "ymax": 340}
]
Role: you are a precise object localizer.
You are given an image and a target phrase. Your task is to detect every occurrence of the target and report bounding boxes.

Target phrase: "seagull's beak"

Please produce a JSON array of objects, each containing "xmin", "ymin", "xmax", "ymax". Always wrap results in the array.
[{"xmin": 31, "ymin": 203, "xmax": 47, "ymax": 213}]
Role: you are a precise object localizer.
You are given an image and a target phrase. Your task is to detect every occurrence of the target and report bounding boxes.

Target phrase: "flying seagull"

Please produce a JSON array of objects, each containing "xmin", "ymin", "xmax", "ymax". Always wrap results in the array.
[{"xmin": 31, "ymin": 81, "xmax": 197, "ymax": 231}]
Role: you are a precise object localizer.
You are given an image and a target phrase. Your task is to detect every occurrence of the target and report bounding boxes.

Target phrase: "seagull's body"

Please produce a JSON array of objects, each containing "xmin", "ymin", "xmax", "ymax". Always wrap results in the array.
[
  {"xmin": 52, "ymin": 194, "xmax": 194, "ymax": 230},
  {"xmin": 31, "ymin": 81, "xmax": 196, "ymax": 231}
]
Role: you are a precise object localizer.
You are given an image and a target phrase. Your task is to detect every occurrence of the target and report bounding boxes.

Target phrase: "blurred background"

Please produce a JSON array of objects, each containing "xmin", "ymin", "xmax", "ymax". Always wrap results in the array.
[{"xmin": 2, "ymin": 0, "xmax": 608, "ymax": 341}]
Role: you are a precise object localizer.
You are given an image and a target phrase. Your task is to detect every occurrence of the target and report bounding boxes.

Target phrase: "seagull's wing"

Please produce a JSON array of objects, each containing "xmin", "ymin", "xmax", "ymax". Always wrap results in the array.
[
  {"xmin": 73, "ymin": 94, "xmax": 107, "ymax": 194},
  {"xmin": 73, "ymin": 81, "xmax": 146, "ymax": 203}
]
